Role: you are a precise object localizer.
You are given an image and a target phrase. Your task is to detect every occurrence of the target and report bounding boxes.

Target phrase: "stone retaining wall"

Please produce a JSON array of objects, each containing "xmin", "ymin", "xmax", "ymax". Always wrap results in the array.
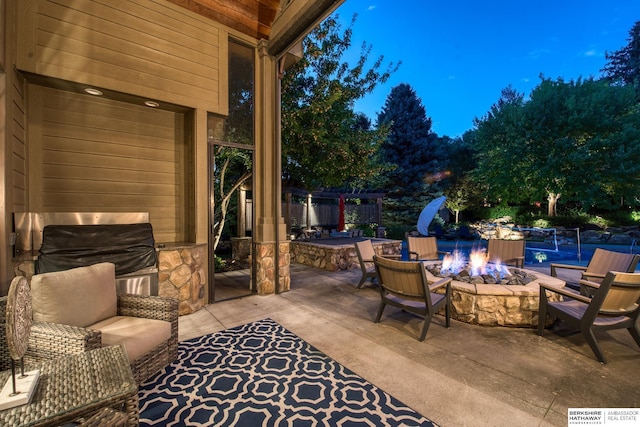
[{"xmin": 291, "ymin": 239, "xmax": 402, "ymax": 271}]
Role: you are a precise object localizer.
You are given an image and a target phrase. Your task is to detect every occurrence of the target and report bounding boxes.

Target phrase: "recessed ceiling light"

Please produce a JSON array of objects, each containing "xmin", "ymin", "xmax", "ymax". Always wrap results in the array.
[
  {"xmin": 84, "ymin": 88, "xmax": 103, "ymax": 96},
  {"xmin": 144, "ymin": 100, "xmax": 160, "ymax": 108}
]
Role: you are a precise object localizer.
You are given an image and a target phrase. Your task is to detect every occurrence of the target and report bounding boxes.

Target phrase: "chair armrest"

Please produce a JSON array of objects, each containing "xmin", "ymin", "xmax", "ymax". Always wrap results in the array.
[
  {"xmin": 429, "ymin": 277, "xmax": 452, "ymax": 292},
  {"xmin": 579, "ymin": 279, "xmax": 601, "ymax": 290},
  {"xmin": 539, "ymin": 282, "xmax": 592, "ymax": 304},
  {"xmin": 26, "ymin": 321, "xmax": 102, "ymax": 364},
  {"xmin": 550, "ymin": 263, "xmax": 587, "ymax": 277},
  {"xmin": 118, "ymin": 294, "xmax": 179, "ymax": 362},
  {"xmin": 118, "ymin": 294, "xmax": 178, "ymax": 324},
  {"xmin": 581, "ymin": 272, "xmax": 605, "ymax": 281}
]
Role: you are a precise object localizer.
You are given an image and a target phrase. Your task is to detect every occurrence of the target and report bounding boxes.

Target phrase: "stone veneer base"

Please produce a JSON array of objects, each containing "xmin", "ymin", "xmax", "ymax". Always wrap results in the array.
[
  {"xmin": 424, "ymin": 264, "xmax": 565, "ymax": 327},
  {"xmin": 157, "ymin": 243, "xmax": 207, "ymax": 316},
  {"xmin": 253, "ymin": 242, "xmax": 290, "ymax": 295},
  {"xmin": 291, "ymin": 238, "xmax": 402, "ymax": 271}
]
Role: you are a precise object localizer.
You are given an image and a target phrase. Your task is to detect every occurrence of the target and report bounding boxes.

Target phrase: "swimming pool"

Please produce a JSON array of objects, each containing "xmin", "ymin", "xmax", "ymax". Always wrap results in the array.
[{"xmin": 434, "ymin": 240, "xmax": 631, "ymax": 266}]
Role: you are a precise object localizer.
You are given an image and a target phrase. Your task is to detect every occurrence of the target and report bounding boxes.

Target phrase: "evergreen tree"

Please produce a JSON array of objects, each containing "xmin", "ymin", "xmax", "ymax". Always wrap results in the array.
[
  {"xmin": 602, "ymin": 21, "xmax": 640, "ymax": 94},
  {"xmin": 377, "ymin": 83, "xmax": 448, "ymax": 228}
]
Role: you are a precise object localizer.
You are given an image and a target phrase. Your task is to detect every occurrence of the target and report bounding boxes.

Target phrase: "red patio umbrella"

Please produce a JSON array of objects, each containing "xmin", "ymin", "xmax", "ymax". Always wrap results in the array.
[{"xmin": 338, "ymin": 195, "xmax": 345, "ymax": 232}]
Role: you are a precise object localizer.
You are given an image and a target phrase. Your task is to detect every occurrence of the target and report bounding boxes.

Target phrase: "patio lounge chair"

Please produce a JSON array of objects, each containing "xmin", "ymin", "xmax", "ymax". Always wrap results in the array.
[
  {"xmin": 407, "ymin": 236, "xmax": 448, "ymax": 261},
  {"xmin": 550, "ymin": 248, "xmax": 640, "ymax": 293},
  {"xmin": 354, "ymin": 240, "xmax": 402, "ymax": 289},
  {"xmin": 537, "ymin": 271, "xmax": 640, "ymax": 363},
  {"xmin": 487, "ymin": 239, "xmax": 525, "ymax": 268},
  {"xmin": 373, "ymin": 255, "xmax": 452, "ymax": 341}
]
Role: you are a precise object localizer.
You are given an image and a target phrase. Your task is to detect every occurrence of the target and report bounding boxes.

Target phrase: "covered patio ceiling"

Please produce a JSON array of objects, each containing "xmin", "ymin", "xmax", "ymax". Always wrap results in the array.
[{"xmin": 166, "ymin": 0, "xmax": 344, "ymax": 56}]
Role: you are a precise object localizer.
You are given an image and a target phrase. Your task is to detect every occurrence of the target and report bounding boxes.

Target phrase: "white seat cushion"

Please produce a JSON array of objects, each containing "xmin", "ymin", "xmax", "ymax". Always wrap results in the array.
[{"xmin": 89, "ymin": 316, "xmax": 171, "ymax": 363}]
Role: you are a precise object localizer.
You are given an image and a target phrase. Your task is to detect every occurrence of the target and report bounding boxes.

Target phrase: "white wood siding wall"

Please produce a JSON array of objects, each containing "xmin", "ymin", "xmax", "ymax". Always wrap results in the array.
[
  {"xmin": 29, "ymin": 85, "xmax": 186, "ymax": 243},
  {"xmin": 18, "ymin": 0, "xmax": 225, "ymax": 112}
]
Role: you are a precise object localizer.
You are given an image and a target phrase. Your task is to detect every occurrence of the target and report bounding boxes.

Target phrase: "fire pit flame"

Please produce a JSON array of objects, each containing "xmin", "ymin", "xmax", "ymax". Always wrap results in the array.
[{"xmin": 440, "ymin": 248, "xmax": 512, "ymax": 281}]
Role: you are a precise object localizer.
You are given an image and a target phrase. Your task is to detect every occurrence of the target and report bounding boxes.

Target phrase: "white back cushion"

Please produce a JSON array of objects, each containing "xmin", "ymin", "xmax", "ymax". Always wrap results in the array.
[{"xmin": 30, "ymin": 262, "xmax": 118, "ymax": 327}]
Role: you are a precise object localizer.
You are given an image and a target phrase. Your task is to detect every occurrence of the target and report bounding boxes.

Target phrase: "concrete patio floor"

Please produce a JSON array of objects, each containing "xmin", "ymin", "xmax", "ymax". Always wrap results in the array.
[{"xmin": 178, "ymin": 262, "xmax": 640, "ymax": 427}]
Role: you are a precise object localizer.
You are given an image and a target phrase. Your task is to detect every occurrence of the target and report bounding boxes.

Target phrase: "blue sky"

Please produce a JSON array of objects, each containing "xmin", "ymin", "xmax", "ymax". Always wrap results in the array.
[{"xmin": 334, "ymin": 1, "xmax": 640, "ymax": 138}]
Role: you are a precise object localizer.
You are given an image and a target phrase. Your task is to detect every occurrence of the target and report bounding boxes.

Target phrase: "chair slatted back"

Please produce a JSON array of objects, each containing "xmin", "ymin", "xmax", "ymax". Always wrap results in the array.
[
  {"xmin": 598, "ymin": 271, "xmax": 640, "ymax": 315},
  {"xmin": 586, "ymin": 249, "xmax": 639, "ymax": 277},
  {"xmin": 354, "ymin": 240, "xmax": 375, "ymax": 263},
  {"xmin": 407, "ymin": 236, "xmax": 439, "ymax": 261},
  {"xmin": 374, "ymin": 256, "xmax": 429, "ymax": 302},
  {"xmin": 487, "ymin": 239, "xmax": 525, "ymax": 266}
]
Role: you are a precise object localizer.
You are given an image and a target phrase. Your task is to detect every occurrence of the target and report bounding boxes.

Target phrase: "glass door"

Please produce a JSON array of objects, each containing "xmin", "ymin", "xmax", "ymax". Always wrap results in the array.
[
  {"xmin": 207, "ymin": 38, "xmax": 255, "ymax": 302},
  {"xmin": 209, "ymin": 142, "xmax": 254, "ymax": 301}
]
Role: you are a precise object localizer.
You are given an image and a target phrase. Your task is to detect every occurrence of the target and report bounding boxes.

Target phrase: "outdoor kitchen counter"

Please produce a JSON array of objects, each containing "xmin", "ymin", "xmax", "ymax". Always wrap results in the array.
[{"xmin": 11, "ymin": 243, "xmax": 207, "ymax": 316}]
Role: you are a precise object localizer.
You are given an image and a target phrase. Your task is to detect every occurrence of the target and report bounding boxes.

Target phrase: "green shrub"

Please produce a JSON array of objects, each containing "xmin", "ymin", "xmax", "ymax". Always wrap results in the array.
[
  {"xmin": 384, "ymin": 224, "xmax": 413, "ymax": 240},
  {"xmin": 214, "ymin": 255, "xmax": 227, "ymax": 270},
  {"xmin": 531, "ymin": 218, "xmax": 550, "ymax": 228},
  {"xmin": 358, "ymin": 224, "xmax": 376, "ymax": 237},
  {"xmin": 602, "ymin": 210, "xmax": 639, "ymax": 227},
  {"xmin": 488, "ymin": 205, "xmax": 520, "ymax": 220},
  {"xmin": 469, "ymin": 205, "xmax": 521, "ymax": 222}
]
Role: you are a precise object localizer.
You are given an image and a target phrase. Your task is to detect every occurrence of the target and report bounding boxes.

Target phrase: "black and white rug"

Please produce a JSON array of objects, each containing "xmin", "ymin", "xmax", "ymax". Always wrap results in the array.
[{"xmin": 138, "ymin": 318, "xmax": 437, "ymax": 426}]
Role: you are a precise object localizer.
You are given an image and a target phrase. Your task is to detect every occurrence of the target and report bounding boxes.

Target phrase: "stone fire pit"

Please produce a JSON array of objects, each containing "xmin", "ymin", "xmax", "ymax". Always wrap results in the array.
[{"xmin": 423, "ymin": 261, "xmax": 565, "ymax": 327}]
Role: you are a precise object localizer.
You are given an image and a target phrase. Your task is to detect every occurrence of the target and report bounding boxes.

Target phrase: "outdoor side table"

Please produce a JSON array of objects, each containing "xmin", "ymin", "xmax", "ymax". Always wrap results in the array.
[{"xmin": 0, "ymin": 345, "xmax": 138, "ymax": 426}]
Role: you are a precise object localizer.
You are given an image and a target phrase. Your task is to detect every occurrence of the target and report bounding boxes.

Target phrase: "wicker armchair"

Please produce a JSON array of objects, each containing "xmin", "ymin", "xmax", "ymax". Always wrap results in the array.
[{"xmin": 0, "ymin": 263, "xmax": 177, "ymax": 384}]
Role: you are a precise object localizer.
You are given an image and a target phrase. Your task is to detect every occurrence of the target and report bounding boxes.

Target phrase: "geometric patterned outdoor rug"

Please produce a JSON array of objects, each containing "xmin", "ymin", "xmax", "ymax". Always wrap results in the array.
[{"xmin": 138, "ymin": 318, "xmax": 438, "ymax": 426}]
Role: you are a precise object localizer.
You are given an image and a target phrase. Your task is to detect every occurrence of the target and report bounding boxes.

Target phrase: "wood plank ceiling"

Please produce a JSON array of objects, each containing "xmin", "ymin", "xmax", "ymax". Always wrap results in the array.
[{"xmin": 166, "ymin": 0, "xmax": 282, "ymax": 40}]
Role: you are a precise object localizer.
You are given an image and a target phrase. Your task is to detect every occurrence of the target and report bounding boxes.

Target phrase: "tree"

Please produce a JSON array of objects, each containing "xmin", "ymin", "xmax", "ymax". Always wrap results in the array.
[
  {"xmin": 473, "ymin": 78, "xmax": 640, "ymax": 216},
  {"xmin": 377, "ymin": 83, "xmax": 448, "ymax": 227},
  {"xmin": 445, "ymin": 176, "xmax": 481, "ymax": 224},
  {"xmin": 281, "ymin": 13, "xmax": 399, "ymax": 191},
  {"xmin": 602, "ymin": 21, "xmax": 640, "ymax": 93},
  {"xmin": 211, "ymin": 146, "xmax": 252, "ymax": 251},
  {"xmin": 472, "ymin": 85, "xmax": 528, "ymax": 206},
  {"xmin": 443, "ymin": 132, "xmax": 482, "ymax": 223}
]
